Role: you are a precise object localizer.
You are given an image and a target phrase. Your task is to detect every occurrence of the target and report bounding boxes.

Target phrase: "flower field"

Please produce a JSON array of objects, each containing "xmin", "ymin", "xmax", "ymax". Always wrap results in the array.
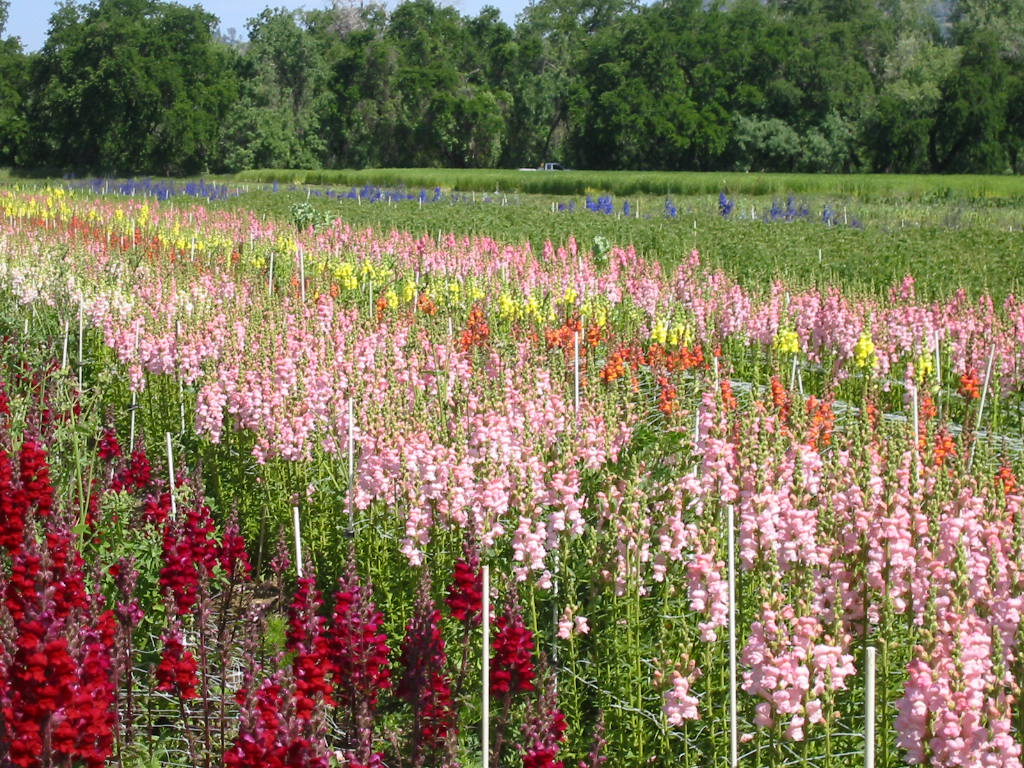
[{"xmin": 0, "ymin": 185, "xmax": 1022, "ymax": 767}]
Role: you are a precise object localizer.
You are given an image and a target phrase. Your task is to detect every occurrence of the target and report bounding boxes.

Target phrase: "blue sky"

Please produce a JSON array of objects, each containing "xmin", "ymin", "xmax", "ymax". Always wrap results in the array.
[{"xmin": 5, "ymin": 0, "xmax": 525, "ymax": 52}]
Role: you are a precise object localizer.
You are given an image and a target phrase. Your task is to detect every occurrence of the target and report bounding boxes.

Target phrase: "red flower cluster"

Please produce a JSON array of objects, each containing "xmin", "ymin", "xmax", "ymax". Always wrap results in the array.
[
  {"xmin": 417, "ymin": 292, "xmax": 438, "ymax": 316},
  {"xmin": 519, "ymin": 666, "xmax": 568, "ymax": 768},
  {"xmin": 142, "ymin": 491, "xmax": 172, "ymax": 524},
  {"xmin": 159, "ymin": 502, "xmax": 219, "ymax": 615},
  {"xmin": 491, "ymin": 605, "xmax": 536, "ymax": 695},
  {"xmin": 932, "ymin": 428, "xmax": 958, "ymax": 467},
  {"xmin": 996, "ymin": 463, "xmax": 1017, "ymax": 494},
  {"xmin": 219, "ymin": 516, "xmax": 253, "ymax": 580},
  {"xmin": 287, "ymin": 576, "xmax": 336, "ymax": 720},
  {"xmin": 328, "ymin": 574, "xmax": 391, "ymax": 713},
  {"xmin": 97, "ymin": 427, "xmax": 122, "ymax": 460},
  {"xmin": 599, "ymin": 346, "xmax": 631, "ymax": 384},
  {"xmin": 805, "ymin": 396, "xmax": 835, "ymax": 449},
  {"xmin": 544, "ymin": 315, "xmax": 583, "ymax": 354},
  {"xmin": 397, "ymin": 585, "xmax": 456, "ymax": 759},
  {"xmin": 6, "ymin": 630, "xmax": 77, "ymax": 767},
  {"xmin": 223, "ymin": 677, "xmax": 331, "ymax": 768},
  {"xmin": 959, "ymin": 367, "xmax": 981, "ymax": 399},
  {"xmin": 666, "ymin": 344, "xmax": 706, "ymax": 372},
  {"xmin": 18, "ymin": 437, "xmax": 53, "ymax": 518},
  {"xmin": 111, "ymin": 448, "xmax": 153, "ymax": 493},
  {"xmin": 57, "ymin": 610, "xmax": 118, "ymax": 767},
  {"xmin": 1, "ymin": 528, "xmax": 117, "ymax": 768},
  {"xmin": 657, "ymin": 375, "xmax": 678, "ymax": 416},
  {"xmin": 459, "ymin": 303, "xmax": 491, "ymax": 353},
  {"xmin": 770, "ymin": 376, "xmax": 790, "ymax": 421},
  {"xmin": 720, "ymin": 379, "xmax": 738, "ymax": 412},
  {"xmin": 154, "ymin": 629, "xmax": 199, "ymax": 699},
  {"xmin": 0, "ymin": 446, "xmax": 25, "ymax": 552},
  {"xmin": 445, "ymin": 558, "xmax": 483, "ymax": 624},
  {"xmin": 45, "ymin": 529, "xmax": 89, "ymax": 621}
]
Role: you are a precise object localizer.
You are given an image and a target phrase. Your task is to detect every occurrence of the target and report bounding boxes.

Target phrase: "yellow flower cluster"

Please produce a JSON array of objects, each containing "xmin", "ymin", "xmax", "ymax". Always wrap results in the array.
[
  {"xmin": 774, "ymin": 329, "xmax": 800, "ymax": 355},
  {"xmin": 916, "ymin": 354, "xmax": 934, "ymax": 383},
  {"xmin": 332, "ymin": 262, "xmax": 358, "ymax": 290},
  {"xmin": 853, "ymin": 331, "xmax": 877, "ymax": 370},
  {"xmin": 650, "ymin": 320, "xmax": 668, "ymax": 346}
]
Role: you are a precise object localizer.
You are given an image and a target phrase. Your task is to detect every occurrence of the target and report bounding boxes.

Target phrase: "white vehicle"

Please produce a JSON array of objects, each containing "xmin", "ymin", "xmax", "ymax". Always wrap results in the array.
[{"xmin": 518, "ymin": 162, "xmax": 571, "ymax": 171}]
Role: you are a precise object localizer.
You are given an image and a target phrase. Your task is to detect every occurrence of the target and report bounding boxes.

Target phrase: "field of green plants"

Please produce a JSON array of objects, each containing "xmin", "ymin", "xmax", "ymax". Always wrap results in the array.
[{"xmin": 0, "ymin": 175, "xmax": 1023, "ymax": 768}]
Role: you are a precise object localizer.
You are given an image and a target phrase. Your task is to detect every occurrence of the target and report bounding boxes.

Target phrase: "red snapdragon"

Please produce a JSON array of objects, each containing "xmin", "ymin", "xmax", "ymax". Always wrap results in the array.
[
  {"xmin": 155, "ymin": 629, "xmax": 199, "ymax": 700},
  {"xmin": 491, "ymin": 604, "xmax": 536, "ymax": 695}
]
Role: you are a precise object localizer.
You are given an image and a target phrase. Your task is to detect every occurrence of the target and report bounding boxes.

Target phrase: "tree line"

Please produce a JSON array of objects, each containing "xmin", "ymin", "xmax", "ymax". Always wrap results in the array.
[{"xmin": 0, "ymin": 0, "xmax": 1021, "ymax": 175}]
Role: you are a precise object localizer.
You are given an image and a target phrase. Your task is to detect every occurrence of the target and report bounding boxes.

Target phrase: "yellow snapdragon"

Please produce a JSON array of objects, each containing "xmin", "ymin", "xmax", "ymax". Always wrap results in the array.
[
  {"xmin": 853, "ymin": 331, "xmax": 877, "ymax": 370},
  {"xmin": 650, "ymin": 319, "xmax": 668, "ymax": 346},
  {"xmin": 333, "ymin": 262, "xmax": 358, "ymax": 291},
  {"xmin": 774, "ymin": 329, "xmax": 800, "ymax": 355},
  {"xmin": 524, "ymin": 295, "xmax": 543, "ymax": 322},
  {"xmin": 497, "ymin": 292, "xmax": 517, "ymax": 320},
  {"xmin": 916, "ymin": 354, "xmax": 934, "ymax": 384}
]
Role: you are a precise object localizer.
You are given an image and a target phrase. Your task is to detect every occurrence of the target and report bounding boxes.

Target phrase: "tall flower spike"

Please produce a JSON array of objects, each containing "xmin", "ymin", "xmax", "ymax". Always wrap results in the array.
[
  {"xmin": 446, "ymin": 555, "xmax": 483, "ymax": 625},
  {"xmin": 154, "ymin": 627, "xmax": 199, "ymax": 700},
  {"xmin": 397, "ymin": 572, "xmax": 456, "ymax": 766},
  {"xmin": 490, "ymin": 600, "xmax": 535, "ymax": 696},
  {"xmin": 328, "ymin": 565, "xmax": 391, "ymax": 716},
  {"xmin": 519, "ymin": 659, "xmax": 568, "ymax": 768}
]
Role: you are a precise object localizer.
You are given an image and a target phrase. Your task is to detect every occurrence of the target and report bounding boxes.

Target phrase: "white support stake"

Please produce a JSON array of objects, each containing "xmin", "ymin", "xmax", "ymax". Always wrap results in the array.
[
  {"xmin": 573, "ymin": 331, "xmax": 580, "ymax": 417},
  {"xmin": 865, "ymin": 646, "xmax": 876, "ymax": 768},
  {"xmin": 728, "ymin": 503, "xmax": 738, "ymax": 768},
  {"xmin": 61, "ymin": 319, "xmax": 69, "ymax": 370},
  {"xmin": 165, "ymin": 432, "xmax": 177, "ymax": 521},
  {"xmin": 293, "ymin": 506, "xmax": 303, "ymax": 578},
  {"xmin": 78, "ymin": 305, "xmax": 84, "ymax": 390},
  {"xmin": 482, "ymin": 564, "xmax": 490, "ymax": 768},
  {"xmin": 129, "ymin": 390, "xmax": 138, "ymax": 454},
  {"xmin": 968, "ymin": 346, "xmax": 996, "ymax": 471},
  {"xmin": 348, "ymin": 398, "xmax": 355, "ymax": 529}
]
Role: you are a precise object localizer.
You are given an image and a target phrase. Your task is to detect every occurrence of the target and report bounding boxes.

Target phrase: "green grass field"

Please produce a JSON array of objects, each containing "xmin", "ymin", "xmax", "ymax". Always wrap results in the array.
[
  {"xmin": 213, "ymin": 180, "xmax": 1024, "ymax": 305},
  {"xmin": 231, "ymin": 168, "xmax": 1024, "ymax": 202}
]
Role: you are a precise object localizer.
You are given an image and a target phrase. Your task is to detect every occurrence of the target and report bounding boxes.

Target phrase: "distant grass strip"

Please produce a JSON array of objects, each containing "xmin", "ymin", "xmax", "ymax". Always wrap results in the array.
[{"xmin": 232, "ymin": 168, "xmax": 1024, "ymax": 202}]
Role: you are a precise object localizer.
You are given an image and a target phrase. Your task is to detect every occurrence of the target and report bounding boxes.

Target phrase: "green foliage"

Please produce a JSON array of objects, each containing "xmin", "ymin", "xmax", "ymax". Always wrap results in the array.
[
  {"xmin": 232, "ymin": 167, "xmax": 1024, "ymax": 201},
  {"xmin": 3, "ymin": 0, "xmax": 1024, "ymax": 173},
  {"xmin": 21, "ymin": 0, "xmax": 238, "ymax": 174},
  {"xmin": 203, "ymin": 178, "xmax": 1024, "ymax": 304},
  {"xmin": 219, "ymin": 8, "xmax": 329, "ymax": 170},
  {"xmin": 0, "ymin": 26, "xmax": 26, "ymax": 166}
]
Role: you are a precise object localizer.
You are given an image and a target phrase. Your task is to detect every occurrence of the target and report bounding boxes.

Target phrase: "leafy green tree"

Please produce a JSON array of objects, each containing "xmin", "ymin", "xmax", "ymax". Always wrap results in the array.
[
  {"xmin": 572, "ymin": 0, "xmax": 718, "ymax": 170},
  {"xmin": 23, "ymin": 0, "xmax": 237, "ymax": 173},
  {"xmin": 1007, "ymin": 68, "xmax": 1024, "ymax": 171},
  {"xmin": 0, "ymin": 0, "xmax": 28, "ymax": 165},
  {"xmin": 931, "ymin": 31, "xmax": 1010, "ymax": 171},
  {"xmin": 219, "ymin": 8, "xmax": 330, "ymax": 170},
  {"xmin": 512, "ymin": 0, "xmax": 629, "ymax": 165},
  {"xmin": 864, "ymin": 32, "xmax": 959, "ymax": 171}
]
